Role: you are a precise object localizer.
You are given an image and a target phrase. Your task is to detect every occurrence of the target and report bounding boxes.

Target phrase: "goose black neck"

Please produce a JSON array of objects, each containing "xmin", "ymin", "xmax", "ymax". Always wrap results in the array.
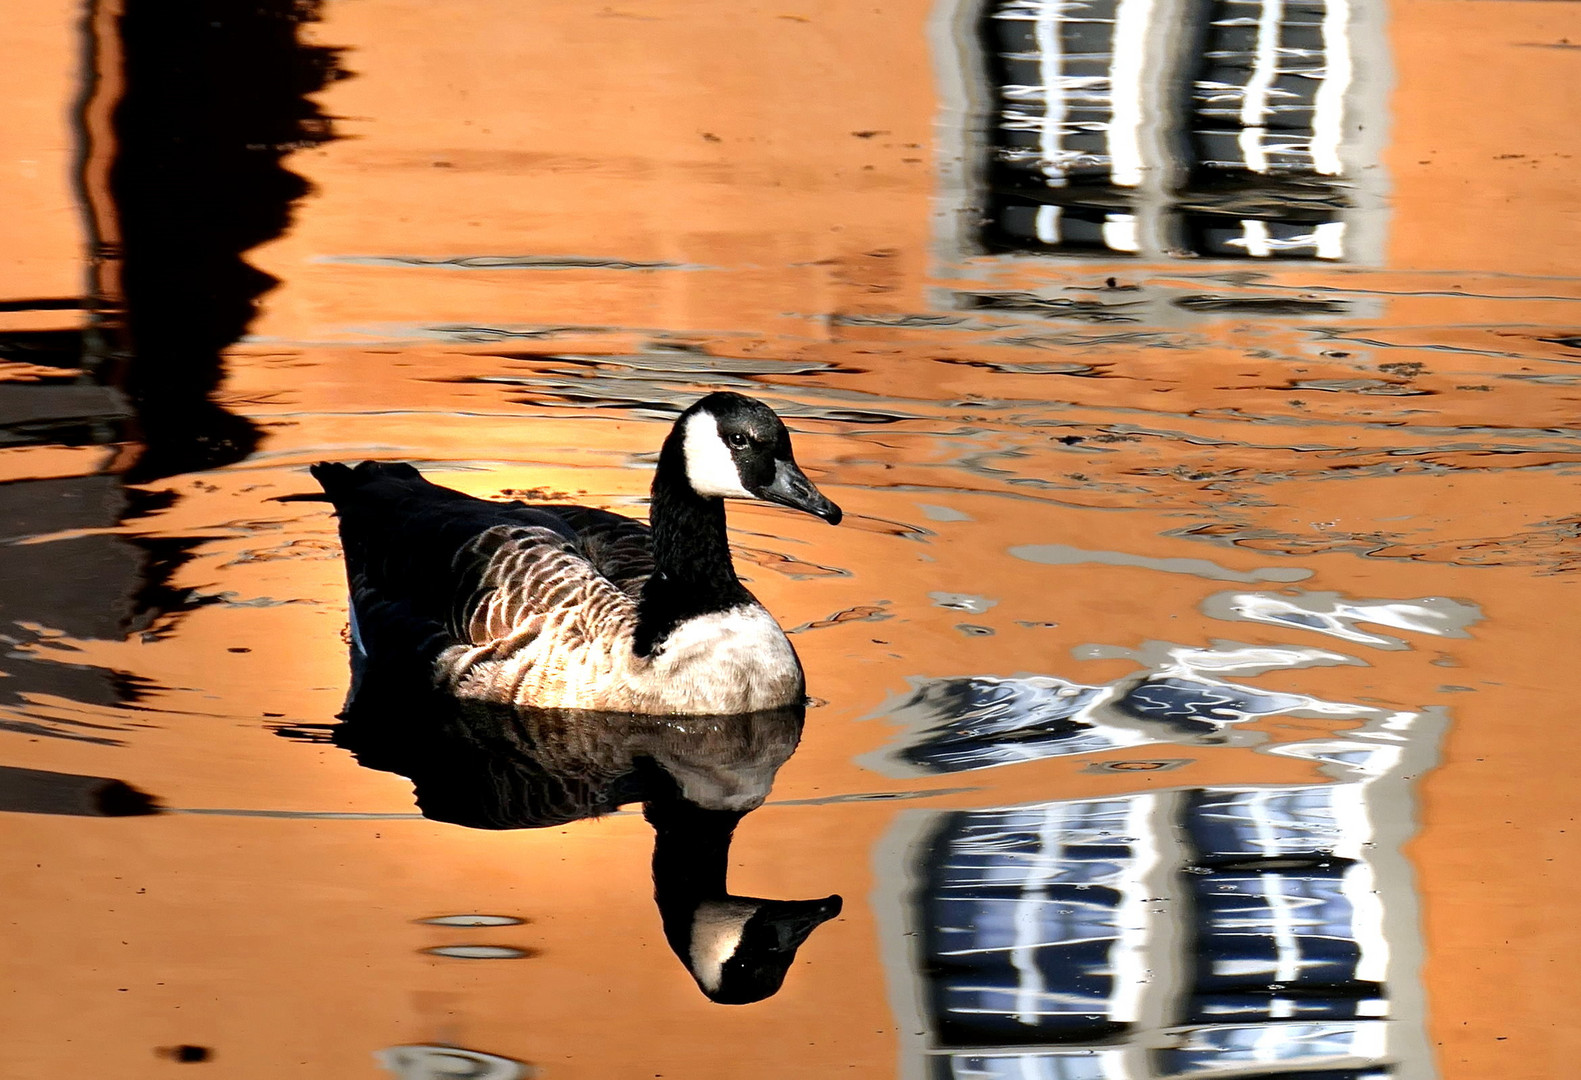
[
  {"xmin": 645, "ymin": 797, "xmax": 742, "ymax": 954},
  {"xmin": 646, "ymin": 796, "xmax": 740, "ymax": 905},
  {"xmin": 634, "ymin": 434, "xmax": 752, "ymax": 655}
]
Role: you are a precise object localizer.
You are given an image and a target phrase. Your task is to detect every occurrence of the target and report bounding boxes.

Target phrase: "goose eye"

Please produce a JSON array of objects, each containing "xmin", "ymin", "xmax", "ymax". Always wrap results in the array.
[{"xmin": 726, "ymin": 432, "xmax": 750, "ymax": 450}]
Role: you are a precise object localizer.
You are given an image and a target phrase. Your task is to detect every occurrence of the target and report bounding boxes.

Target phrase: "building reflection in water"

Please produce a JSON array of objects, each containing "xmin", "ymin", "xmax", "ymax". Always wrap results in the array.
[
  {"xmin": 953, "ymin": 0, "xmax": 1389, "ymax": 261},
  {"xmin": 335, "ymin": 667, "xmax": 840, "ymax": 1005},
  {"xmin": 873, "ymin": 590, "xmax": 1452, "ymax": 1078},
  {"xmin": 109, "ymin": 0, "xmax": 345, "ymax": 480},
  {"xmin": 0, "ymin": 0, "xmax": 345, "ymax": 732}
]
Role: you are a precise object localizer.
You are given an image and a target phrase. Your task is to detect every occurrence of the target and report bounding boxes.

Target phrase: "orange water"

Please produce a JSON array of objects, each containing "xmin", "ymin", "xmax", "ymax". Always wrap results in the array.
[{"xmin": 3, "ymin": 1, "xmax": 1580, "ymax": 1076}]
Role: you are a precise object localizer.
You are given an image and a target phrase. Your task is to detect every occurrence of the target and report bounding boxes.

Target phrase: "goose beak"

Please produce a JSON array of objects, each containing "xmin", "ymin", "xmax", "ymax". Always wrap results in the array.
[
  {"xmin": 764, "ymin": 895, "xmax": 844, "ymax": 950},
  {"xmin": 691, "ymin": 895, "xmax": 845, "ymax": 1004},
  {"xmin": 758, "ymin": 460, "xmax": 842, "ymax": 525}
]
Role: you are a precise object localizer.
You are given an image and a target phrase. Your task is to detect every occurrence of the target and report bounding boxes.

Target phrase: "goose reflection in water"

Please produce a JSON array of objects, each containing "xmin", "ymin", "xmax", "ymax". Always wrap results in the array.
[{"xmin": 334, "ymin": 670, "xmax": 841, "ymax": 1004}]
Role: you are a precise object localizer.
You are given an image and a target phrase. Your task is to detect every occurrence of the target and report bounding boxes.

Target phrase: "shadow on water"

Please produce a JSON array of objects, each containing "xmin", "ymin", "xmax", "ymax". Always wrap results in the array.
[
  {"xmin": 0, "ymin": 765, "xmax": 160, "ymax": 816},
  {"xmin": 334, "ymin": 666, "xmax": 841, "ymax": 1004},
  {"xmin": 0, "ymin": 478, "xmax": 224, "ymax": 732},
  {"xmin": 0, "ymin": 0, "xmax": 344, "ymax": 473},
  {"xmin": 0, "ymin": 1, "xmax": 345, "ymax": 720},
  {"xmin": 110, "ymin": 0, "xmax": 346, "ymax": 481}
]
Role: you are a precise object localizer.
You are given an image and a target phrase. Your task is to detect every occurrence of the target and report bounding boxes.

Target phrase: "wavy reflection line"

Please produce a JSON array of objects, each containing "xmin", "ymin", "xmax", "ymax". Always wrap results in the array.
[
  {"xmin": 1201, "ymin": 589, "xmax": 1482, "ymax": 649},
  {"xmin": 1011, "ymin": 542, "xmax": 1312, "ymax": 584}
]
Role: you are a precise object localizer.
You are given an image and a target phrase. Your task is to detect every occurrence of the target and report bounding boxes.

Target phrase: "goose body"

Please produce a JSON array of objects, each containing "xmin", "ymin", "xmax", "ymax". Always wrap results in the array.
[{"xmin": 313, "ymin": 392, "xmax": 842, "ymax": 715}]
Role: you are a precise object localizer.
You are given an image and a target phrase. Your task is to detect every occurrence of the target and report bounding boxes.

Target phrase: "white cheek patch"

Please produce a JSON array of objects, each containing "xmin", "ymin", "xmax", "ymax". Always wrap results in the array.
[
  {"xmin": 682, "ymin": 413, "xmax": 752, "ymax": 498},
  {"xmin": 689, "ymin": 900, "xmax": 757, "ymax": 993}
]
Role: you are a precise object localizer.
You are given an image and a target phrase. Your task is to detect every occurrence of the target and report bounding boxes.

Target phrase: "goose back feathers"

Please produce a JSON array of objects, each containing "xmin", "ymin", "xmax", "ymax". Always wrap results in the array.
[{"xmin": 313, "ymin": 393, "xmax": 842, "ymax": 715}]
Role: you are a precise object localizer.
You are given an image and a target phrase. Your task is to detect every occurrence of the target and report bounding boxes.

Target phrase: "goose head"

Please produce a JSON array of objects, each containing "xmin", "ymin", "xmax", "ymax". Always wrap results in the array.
[{"xmin": 669, "ymin": 392, "xmax": 842, "ymax": 524}]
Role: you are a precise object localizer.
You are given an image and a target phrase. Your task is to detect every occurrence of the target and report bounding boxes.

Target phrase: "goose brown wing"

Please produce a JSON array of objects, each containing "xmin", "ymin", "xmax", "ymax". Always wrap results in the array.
[
  {"xmin": 312, "ymin": 462, "xmax": 646, "ymax": 664},
  {"xmin": 447, "ymin": 522, "xmax": 637, "ymax": 652},
  {"xmin": 530, "ymin": 505, "xmax": 655, "ymax": 598}
]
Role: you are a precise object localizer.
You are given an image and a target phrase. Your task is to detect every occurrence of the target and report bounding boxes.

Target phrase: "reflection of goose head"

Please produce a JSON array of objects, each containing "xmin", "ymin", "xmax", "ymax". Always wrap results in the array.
[
  {"xmin": 645, "ymin": 795, "xmax": 842, "ymax": 1005},
  {"xmin": 333, "ymin": 673, "xmax": 838, "ymax": 1002},
  {"xmin": 683, "ymin": 896, "xmax": 844, "ymax": 1005}
]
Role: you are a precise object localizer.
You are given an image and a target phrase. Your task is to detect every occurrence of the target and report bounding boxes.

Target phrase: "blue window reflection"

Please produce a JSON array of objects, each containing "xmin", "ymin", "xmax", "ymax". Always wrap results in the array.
[
  {"xmin": 888, "ymin": 672, "xmax": 1336, "ymax": 774},
  {"xmin": 917, "ymin": 784, "xmax": 1395, "ymax": 1073},
  {"xmin": 977, "ymin": 0, "xmax": 1373, "ymax": 260},
  {"xmin": 895, "ymin": 677, "xmax": 1129, "ymax": 773},
  {"xmin": 923, "ymin": 798, "xmax": 1153, "ymax": 1042}
]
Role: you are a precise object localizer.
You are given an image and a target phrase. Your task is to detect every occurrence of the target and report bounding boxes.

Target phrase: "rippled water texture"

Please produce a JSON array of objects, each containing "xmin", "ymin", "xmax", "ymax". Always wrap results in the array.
[{"xmin": 3, "ymin": 1, "xmax": 1579, "ymax": 1077}]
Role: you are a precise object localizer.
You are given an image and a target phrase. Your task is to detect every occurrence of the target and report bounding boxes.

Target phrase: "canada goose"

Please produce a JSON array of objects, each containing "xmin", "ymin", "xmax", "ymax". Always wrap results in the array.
[
  {"xmin": 334, "ymin": 671, "xmax": 840, "ymax": 1003},
  {"xmin": 311, "ymin": 392, "xmax": 842, "ymax": 715}
]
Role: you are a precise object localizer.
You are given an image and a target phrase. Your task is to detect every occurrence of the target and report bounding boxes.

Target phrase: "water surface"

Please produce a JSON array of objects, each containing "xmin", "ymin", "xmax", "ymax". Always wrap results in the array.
[{"xmin": 3, "ymin": 1, "xmax": 1579, "ymax": 1077}]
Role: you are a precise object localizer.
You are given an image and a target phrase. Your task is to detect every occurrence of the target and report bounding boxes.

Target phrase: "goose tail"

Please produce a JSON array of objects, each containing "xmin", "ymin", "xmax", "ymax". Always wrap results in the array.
[
  {"xmin": 273, "ymin": 461, "xmax": 428, "ymax": 506},
  {"xmin": 315, "ymin": 459, "xmax": 422, "ymax": 492}
]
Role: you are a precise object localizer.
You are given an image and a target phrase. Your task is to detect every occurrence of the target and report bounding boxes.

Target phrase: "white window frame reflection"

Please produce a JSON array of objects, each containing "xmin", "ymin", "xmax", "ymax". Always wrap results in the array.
[
  {"xmin": 928, "ymin": 0, "xmax": 1391, "ymax": 262},
  {"xmin": 875, "ymin": 774, "xmax": 1435, "ymax": 1080}
]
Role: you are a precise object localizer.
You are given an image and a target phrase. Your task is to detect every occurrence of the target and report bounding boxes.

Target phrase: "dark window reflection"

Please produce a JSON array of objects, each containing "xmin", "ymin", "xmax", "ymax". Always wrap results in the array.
[
  {"xmin": 917, "ymin": 784, "xmax": 1395, "ymax": 1074},
  {"xmin": 922, "ymin": 799, "xmax": 1142, "ymax": 1045},
  {"xmin": 979, "ymin": 0, "xmax": 1363, "ymax": 259}
]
